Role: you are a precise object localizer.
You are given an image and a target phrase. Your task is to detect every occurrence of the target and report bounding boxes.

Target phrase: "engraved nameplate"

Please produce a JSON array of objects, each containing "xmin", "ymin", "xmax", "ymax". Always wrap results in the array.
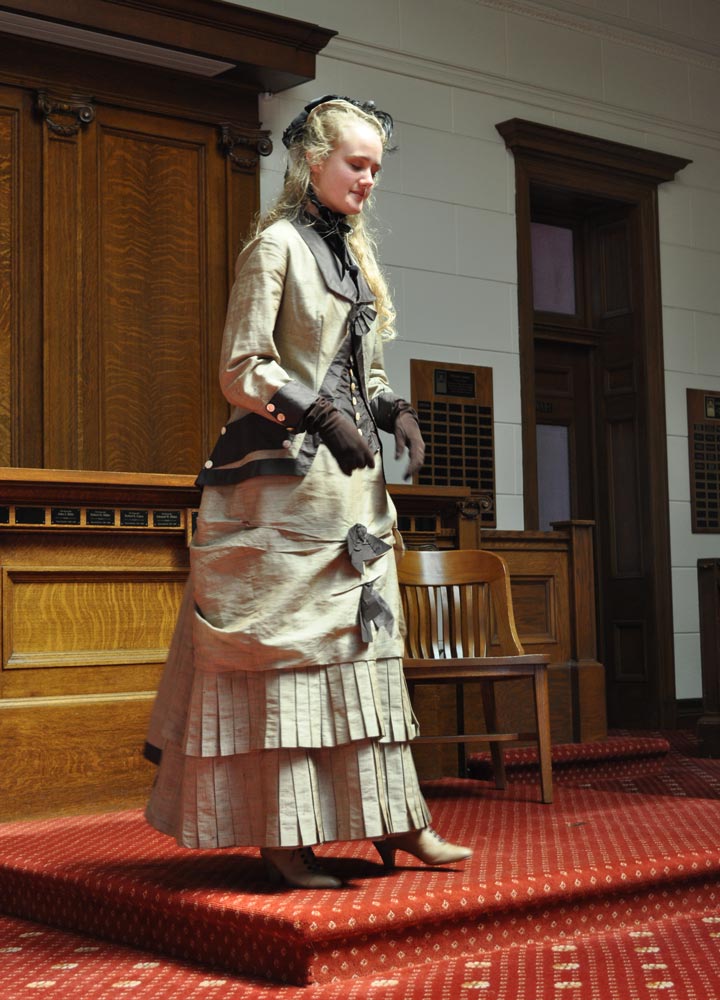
[
  {"xmin": 153, "ymin": 510, "xmax": 182, "ymax": 528},
  {"xmin": 120, "ymin": 509, "xmax": 149, "ymax": 527},
  {"xmin": 87, "ymin": 508, "xmax": 115, "ymax": 526},
  {"xmin": 51, "ymin": 507, "xmax": 81, "ymax": 525},
  {"xmin": 434, "ymin": 368, "xmax": 476, "ymax": 398}
]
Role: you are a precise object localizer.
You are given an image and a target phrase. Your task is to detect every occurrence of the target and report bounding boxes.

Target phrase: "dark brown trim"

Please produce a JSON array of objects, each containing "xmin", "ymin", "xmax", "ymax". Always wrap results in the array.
[
  {"xmin": 0, "ymin": 0, "xmax": 336, "ymax": 92},
  {"xmin": 497, "ymin": 118, "xmax": 691, "ymax": 184},
  {"xmin": 677, "ymin": 698, "xmax": 703, "ymax": 730}
]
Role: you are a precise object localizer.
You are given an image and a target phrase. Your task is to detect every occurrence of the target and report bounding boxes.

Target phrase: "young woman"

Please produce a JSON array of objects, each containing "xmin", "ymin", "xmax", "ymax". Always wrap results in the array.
[{"xmin": 144, "ymin": 95, "xmax": 472, "ymax": 888}]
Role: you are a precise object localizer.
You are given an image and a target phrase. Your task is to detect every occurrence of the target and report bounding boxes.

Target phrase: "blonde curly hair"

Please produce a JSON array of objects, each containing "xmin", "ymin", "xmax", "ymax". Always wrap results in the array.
[{"xmin": 254, "ymin": 99, "xmax": 397, "ymax": 341}]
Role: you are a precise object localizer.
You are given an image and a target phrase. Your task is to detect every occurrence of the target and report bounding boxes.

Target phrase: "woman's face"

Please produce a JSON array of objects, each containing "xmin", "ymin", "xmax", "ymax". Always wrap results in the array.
[{"xmin": 309, "ymin": 120, "xmax": 383, "ymax": 215}]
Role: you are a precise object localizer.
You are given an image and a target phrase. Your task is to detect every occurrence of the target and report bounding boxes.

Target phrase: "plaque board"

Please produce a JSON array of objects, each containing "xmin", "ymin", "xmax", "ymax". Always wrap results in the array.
[
  {"xmin": 687, "ymin": 388, "xmax": 720, "ymax": 532},
  {"xmin": 411, "ymin": 359, "xmax": 496, "ymax": 528}
]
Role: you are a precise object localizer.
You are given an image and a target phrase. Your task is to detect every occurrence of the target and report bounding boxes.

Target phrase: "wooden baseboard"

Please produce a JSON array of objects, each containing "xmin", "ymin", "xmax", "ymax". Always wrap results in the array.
[{"xmin": 676, "ymin": 698, "xmax": 703, "ymax": 728}]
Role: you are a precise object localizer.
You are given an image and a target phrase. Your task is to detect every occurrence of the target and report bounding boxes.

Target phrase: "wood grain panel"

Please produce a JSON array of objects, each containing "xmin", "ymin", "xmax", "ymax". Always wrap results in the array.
[
  {"xmin": 99, "ymin": 121, "xmax": 205, "ymax": 474},
  {"xmin": 0, "ymin": 104, "xmax": 16, "ymax": 466},
  {"xmin": 0, "ymin": 694, "xmax": 155, "ymax": 821},
  {"xmin": 2, "ymin": 568, "xmax": 185, "ymax": 669},
  {"xmin": 510, "ymin": 577, "xmax": 557, "ymax": 642},
  {"xmin": 613, "ymin": 620, "xmax": 648, "ymax": 682},
  {"xmin": 43, "ymin": 129, "xmax": 82, "ymax": 468},
  {"xmin": 608, "ymin": 416, "xmax": 643, "ymax": 576}
]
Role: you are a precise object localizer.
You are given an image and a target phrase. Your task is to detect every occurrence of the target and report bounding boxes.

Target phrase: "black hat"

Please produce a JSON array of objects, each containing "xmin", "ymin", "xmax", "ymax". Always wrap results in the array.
[{"xmin": 281, "ymin": 94, "xmax": 394, "ymax": 149}]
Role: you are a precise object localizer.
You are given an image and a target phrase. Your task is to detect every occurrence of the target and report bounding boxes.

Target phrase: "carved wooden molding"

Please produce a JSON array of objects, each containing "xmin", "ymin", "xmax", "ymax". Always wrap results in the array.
[
  {"xmin": 1, "ymin": 0, "xmax": 336, "ymax": 94},
  {"xmin": 458, "ymin": 495, "xmax": 494, "ymax": 521},
  {"xmin": 496, "ymin": 118, "xmax": 691, "ymax": 184},
  {"xmin": 36, "ymin": 91, "xmax": 95, "ymax": 137},
  {"xmin": 219, "ymin": 123, "xmax": 272, "ymax": 170}
]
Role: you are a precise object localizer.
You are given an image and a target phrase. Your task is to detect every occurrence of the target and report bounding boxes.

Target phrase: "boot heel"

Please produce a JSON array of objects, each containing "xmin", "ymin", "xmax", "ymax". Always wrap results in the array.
[
  {"xmin": 373, "ymin": 829, "xmax": 472, "ymax": 868},
  {"xmin": 373, "ymin": 840, "xmax": 397, "ymax": 869}
]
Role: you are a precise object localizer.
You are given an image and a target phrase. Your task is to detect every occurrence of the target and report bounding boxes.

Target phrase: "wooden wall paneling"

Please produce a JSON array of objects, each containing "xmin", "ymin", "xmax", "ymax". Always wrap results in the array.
[
  {"xmin": 488, "ymin": 534, "xmax": 574, "ymax": 747},
  {"xmin": 0, "ymin": 524, "xmax": 191, "ymax": 820},
  {"xmin": 40, "ymin": 92, "xmax": 96, "ymax": 469},
  {"xmin": 0, "ymin": 87, "xmax": 20, "ymax": 466},
  {"xmin": 2, "ymin": 567, "xmax": 186, "ymax": 671},
  {"xmin": 96, "ymin": 106, "xmax": 227, "ymax": 474},
  {"xmin": 0, "ymin": 693, "xmax": 157, "ymax": 822},
  {"xmin": 214, "ymin": 124, "xmax": 265, "ymax": 451},
  {"xmin": 0, "ymin": 470, "xmax": 200, "ymax": 819},
  {"xmin": 558, "ymin": 520, "xmax": 606, "ymax": 742},
  {"xmin": 10, "ymin": 85, "xmax": 42, "ymax": 468}
]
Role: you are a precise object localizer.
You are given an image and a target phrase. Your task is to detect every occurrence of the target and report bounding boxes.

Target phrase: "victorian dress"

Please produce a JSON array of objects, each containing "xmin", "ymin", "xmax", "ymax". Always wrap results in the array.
[{"xmin": 144, "ymin": 214, "xmax": 431, "ymax": 849}]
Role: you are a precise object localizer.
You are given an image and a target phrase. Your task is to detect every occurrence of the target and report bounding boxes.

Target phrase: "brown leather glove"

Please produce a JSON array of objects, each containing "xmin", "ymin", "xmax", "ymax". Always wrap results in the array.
[
  {"xmin": 303, "ymin": 397, "xmax": 376, "ymax": 476},
  {"xmin": 392, "ymin": 401, "xmax": 425, "ymax": 480}
]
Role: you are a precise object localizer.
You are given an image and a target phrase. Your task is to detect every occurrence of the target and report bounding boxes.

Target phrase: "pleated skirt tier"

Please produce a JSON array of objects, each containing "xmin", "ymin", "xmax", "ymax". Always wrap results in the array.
[{"xmin": 145, "ymin": 453, "xmax": 431, "ymax": 850}]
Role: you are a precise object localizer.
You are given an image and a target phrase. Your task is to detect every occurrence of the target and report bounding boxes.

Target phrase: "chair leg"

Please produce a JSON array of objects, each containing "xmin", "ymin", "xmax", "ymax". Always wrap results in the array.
[
  {"xmin": 480, "ymin": 681, "xmax": 507, "ymax": 790},
  {"xmin": 533, "ymin": 666, "xmax": 553, "ymax": 804}
]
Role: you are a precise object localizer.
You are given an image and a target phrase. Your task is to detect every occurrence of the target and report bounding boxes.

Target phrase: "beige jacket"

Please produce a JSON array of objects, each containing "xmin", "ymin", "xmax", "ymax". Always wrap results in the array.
[{"xmin": 197, "ymin": 218, "xmax": 396, "ymax": 486}]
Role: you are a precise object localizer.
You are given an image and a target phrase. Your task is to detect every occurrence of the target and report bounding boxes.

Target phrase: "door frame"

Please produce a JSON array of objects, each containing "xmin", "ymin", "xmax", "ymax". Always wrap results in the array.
[{"xmin": 497, "ymin": 119, "xmax": 690, "ymax": 728}]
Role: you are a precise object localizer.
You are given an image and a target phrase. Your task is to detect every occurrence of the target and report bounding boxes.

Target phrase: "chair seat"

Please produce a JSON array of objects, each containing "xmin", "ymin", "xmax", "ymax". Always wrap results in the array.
[{"xmin": 404, "ymin": 654, "xmax": 550, "ymax": 682}]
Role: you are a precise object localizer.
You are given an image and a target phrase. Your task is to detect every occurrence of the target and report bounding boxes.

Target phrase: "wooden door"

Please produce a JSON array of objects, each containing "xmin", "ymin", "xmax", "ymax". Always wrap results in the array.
[
  {"xmin": 499, "ymin": 120, "xmax": 686, "ymax": 732},
  {"xmin": 589, "ymin": 207, "xmax": 664, "ymax": 727},
  {"xmin": 534, "ymin": 340, "xmax": 595, "ymax": 530},
  {"xmin": 534, "ymin": 210, "xmax": 668, "ymax": 727}
]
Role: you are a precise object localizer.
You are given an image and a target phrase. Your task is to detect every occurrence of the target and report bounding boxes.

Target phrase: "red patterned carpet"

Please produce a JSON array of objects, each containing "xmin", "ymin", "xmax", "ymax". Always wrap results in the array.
[
  {"xmin": 469, "ymin": 730, "xmax": 720, "ymax": 800},
  {"xmin": 468, "ymin": 735, "xmax": 672, "ymax": 784},
  {"xmin": 2, "ymin": 778, "xmax": 720, "ymax": 990},
  {"xmin": 3, "ymin": 907, "xmax": 720, "ymax": 999},
  {"xmin": 3, "ymin": 735, "xmax": 720, "ymax": 996}
]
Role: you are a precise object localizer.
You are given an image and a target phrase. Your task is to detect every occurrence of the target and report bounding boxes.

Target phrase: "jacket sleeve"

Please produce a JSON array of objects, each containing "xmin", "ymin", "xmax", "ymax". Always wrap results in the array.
[{"xmin": 219, "ymin": 231, "xmax": 316, "ymax": 428}]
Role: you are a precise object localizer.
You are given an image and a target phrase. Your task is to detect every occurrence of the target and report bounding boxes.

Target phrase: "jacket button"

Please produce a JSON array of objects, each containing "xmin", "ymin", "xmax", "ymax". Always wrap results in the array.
[
  {"xmin": 282, "ymin": 440, "xmax": 291, "ymax": 450},
  {"xmin": 277, "ymin": 413, "xmax": 286, "ymax": 422},
  {"xmin": 204, "ymin": 460, "xmax": 213, "ymax": 469},
  {"xmin": 266, "ymin": 403, "xmax": 276, "ymax": 413},
  {"xmin": 220, "ymin": 426, "xmax": 227, "ymax": 435}
]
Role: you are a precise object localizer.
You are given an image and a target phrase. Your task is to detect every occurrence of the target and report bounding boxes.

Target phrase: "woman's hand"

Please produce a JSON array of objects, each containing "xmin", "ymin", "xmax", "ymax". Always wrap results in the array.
[
  {"xmin": 303, "ymin": 397, "xmax": 376, "ymax": 476},
  {"xmin": 392, "ymin": 402, "xmax": 425, "ymax": 480}
]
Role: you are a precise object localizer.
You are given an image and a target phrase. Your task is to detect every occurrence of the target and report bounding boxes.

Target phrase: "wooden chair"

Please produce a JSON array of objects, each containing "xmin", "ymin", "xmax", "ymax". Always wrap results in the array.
[{"xmin": 398, "ymin": 548, "xmax": 553, "ymax": 804}]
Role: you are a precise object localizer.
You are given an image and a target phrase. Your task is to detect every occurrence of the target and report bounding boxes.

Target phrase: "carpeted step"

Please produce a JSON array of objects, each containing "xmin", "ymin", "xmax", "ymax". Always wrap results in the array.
[
  {"xmin": 4, "ymin": 907, "xmax": 720, "ymax": 1000},
  {"xmin": 1, "ymin": 782, "xmax": 720, "ymax": 986},
  {"xmin": 467, "ymin": 735, "xmax": 670, "ymax": 784}
]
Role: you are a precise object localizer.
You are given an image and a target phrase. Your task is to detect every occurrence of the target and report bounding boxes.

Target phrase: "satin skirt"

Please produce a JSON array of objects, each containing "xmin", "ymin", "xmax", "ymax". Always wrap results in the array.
[
  {"xmin": 144, "ymin": 455, "xmax": 431, "ymax": 850},
  {"xmin": 145, "ymin": 656, "xmax": 430, "ymax": 849}
]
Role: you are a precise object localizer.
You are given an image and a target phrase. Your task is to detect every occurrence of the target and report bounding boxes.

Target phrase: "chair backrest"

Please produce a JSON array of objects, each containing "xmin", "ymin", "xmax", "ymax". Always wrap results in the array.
[{"xmin": 398, "ymin": 549, "xmax": 525, "ymax": 659}]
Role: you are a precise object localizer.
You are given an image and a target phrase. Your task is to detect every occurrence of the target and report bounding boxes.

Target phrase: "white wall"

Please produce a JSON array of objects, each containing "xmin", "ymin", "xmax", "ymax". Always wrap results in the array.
[{"xmin": 231, "ymin": 0, "xmax": 720, "ymax": 700}]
